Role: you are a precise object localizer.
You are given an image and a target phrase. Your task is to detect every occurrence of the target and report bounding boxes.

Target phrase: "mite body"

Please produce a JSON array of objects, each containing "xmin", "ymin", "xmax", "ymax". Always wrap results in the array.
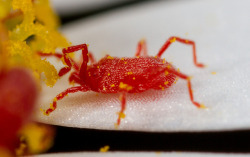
[
  {"xmin": 86, "ymin": 56, "xmax": 176, "ymax": 93},
  {"xmin": 42, "ymin": 36, "xmax": 205, "ymax": 126}
]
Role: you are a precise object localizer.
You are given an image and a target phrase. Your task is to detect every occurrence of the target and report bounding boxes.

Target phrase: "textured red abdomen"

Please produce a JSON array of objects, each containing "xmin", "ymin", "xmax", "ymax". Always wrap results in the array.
[{"xmin": 86, "ymin": 56, "xmax": 176, "ymax": 93}]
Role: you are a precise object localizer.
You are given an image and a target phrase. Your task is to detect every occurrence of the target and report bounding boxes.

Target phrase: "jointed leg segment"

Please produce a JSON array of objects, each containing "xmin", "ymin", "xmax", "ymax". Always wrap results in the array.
[
  {"xmin": 135, "ymin": 39, "xmax": 148, "ymax": 56},
  {"xmin": 42, "ymin": 85, "xmax": 90, "ymax": 115},
  {"xmin": 167, "ymin": 68, "xmax": 205, "ymax": 108},
  {"xmin": 157, "ymin": 36, "xmax": 204, "ymax": 68}
]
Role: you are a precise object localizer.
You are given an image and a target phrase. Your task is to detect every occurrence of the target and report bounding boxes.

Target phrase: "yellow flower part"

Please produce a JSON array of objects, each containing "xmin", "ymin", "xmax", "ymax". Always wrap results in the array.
[
  {"xmin": 0, "ymin": 0, "xmax": 70, "ymax": 86},
  {"xmin": 16, "ymin": 123, "xmax": 55, "ymax": 155},
  {"xmin": 0, "ymin": 0, "xmax": 12, "ymax": 19}
]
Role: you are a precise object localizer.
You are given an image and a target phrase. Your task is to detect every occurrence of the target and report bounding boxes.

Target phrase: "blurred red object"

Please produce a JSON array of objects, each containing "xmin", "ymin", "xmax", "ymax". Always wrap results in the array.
[{"xmin": 0, "ymin": 68, "xmax": 38, "ymax": 152}]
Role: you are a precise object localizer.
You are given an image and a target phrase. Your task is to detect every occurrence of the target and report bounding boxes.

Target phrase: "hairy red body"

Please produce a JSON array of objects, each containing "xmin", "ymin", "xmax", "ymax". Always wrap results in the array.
[
  {"xmin": 41, "ymin": 36, "xmax": 205, "ymax": 127},
  {"xmin": 86, "ymin": 57, "xmax": 176, "ymax": 93}
]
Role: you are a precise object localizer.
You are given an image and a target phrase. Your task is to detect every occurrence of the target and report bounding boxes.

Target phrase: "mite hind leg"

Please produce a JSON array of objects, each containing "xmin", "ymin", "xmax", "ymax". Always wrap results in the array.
[
  {"xmin": 157, "ymin": 36, "xmax": 204, "ymax": 68},
  {"xmin": 134, "ymin": 39, "xmax": 148, "ymax": 56},
  {"xmin": 167, "ymin": 68, "xmax": 205, "ymax": 108},
  {"xmin": 41, "ymin": 85, "xmax": 90, "ymax": 115}
]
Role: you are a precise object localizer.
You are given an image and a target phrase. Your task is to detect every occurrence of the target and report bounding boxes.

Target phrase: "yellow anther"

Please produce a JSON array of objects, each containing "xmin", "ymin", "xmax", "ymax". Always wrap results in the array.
[
  {"xmin": 107, "ymin": 56, "xmax": 114, "ymax": 59},
  {"xmin": 167, "ymin": 64, "xmax": 171, "ymax": 69},
  {"xmin": 124, "ymin": 62, "xmax": 127, "ymax": 64},
  {"xmin": 137, "ymin": 56, "xmax": 140, "ymax": 58},
  {"xmin": 110, "ymin": 84, "xmax": 115, "ymax": 87},
  {"xmin": 170, "ymin": 37, "xmax": 176, "ymax": 43},
  {"xmin": 121, "ymin": 58, "xmax": 124, "ymax": 60},
  {"xmin": 97, "ymin": 66, "xmax": 100, "ymax": 68},
  {"xmin": 133, "ymin": 77, "xmax": 135, "ymax": 80},
  {"xmin": 177, "ymin": 68, "xmax": 180, "ymax": 72},
  {"xmin": 155, "ymin": 56, "xmax": 158, "ymax": 58},
  {"xmin": 185, "ymin": 40, "xmax": 189, "ymax": 43},
  {"xmin": 53, "ymin": 98, "xmax": 57, "ymax": 102},
  {"xmin": 107, "ymin": 73, "xmax": 110, "ymax": 76},
  {"xmin": 127, "ymin": 72, "xmax": 133, "ymax": 75},
  {"xmin": 100, "ymin": 145, "xmax": 110, "ymax": 152},
  {"xmin": 164, "ymin": 81, "xmax": 169, "ymax": 85}
]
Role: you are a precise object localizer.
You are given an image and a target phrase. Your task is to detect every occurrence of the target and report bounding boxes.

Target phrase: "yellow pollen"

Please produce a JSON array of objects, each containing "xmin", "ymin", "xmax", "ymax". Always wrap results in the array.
[
  {"xmin": 110, "ymin": 84, "xmax": 115, "ymax": 87},
  {"xmin": 165, "ymin": 71, "xmax": 169, "ymax": 75},
  {"xmin": 49, "ymin": 103, "xmax": 55, "ymax": 110},
  {"xmin": 162, "ymin": 58, "xmax": 165, "ymax": 63},
  {"xmin": 53, "ymin": 98, "xmax": 57, "ymax": 102},
  {"xmin": 107, "ymin": 56, "xmax": 114, "ymax": 59},
  {"xmin": 167, "ymin": 65, "xmax": 171, "ymax": 69},
  {"xmin": 124, "ymin": 62, "xmax": 127, "ymax": 64},
  {"xmin": 100, "ymin": 145, "xmax": 110, "ymax": 152},
  {"xmin": 137, "ymin": 56, "xmax": 140, "ymax": 58},
  {"xmin": 155, "ymin": 56, "xmax": 158, "ymax": 58},
  {"xmin": 119, "ymin": 82, "xmax": 133, "ymax": 91},
  {"xmin": 133, "ymin": 77, "xmax": 135, "ymax": 80},
  {"xmin": 199, "ymin": 104, "xmax": 207, "ymax": 109},
  {"xmin": 127, "ymin": 72, "xmax": 133, "ymax": 75},
  {"xmin": 117, "ymin": 112, "xmax": 126, "ymax": 119},
  {"xmin": 107, "ymin": 73, "xmax": 110, "ymax": 76},
  {"xmin": 97, "ymin": 66, "xmax": 100, "ymax": 68},
  {"xmin": 185, "ymin": 40, "xmax": 189, "ymax": 43},
  {"xmin": 164, "ymin": 81, "xmax": 169, "ymax": 85},
  {"xmin": 170, "ymin": 37, "xmax": 176, "ymax": 43},
  {"xmin": 121, "ymin": 58, "xmax": 124, "ymax": 60},
  {"xmin": 177, "ymin": 68, "xmax": 180, "ymax": 72}
]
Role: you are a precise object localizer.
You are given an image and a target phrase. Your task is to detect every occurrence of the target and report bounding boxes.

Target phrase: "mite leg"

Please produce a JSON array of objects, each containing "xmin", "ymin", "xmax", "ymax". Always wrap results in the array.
[
  {"xmin": 134, "ymin": 39, "xmax": 148, "ymax": 56},
  {"xmin": 88, "ymin": 52, "xmax": 96, "ymax": 64},
  {"xmin": 69, "ymin": 72, "xmax": 82, "ymax": 85},
  {"xmin": 167, "ymin": 68, "xmax": 205, "ymax": 108},
  {"xmin": 37, "ymin": 51, "xmax": 81, "ymax": 77},
  {"xmin": 157, "ymin": 36, "xmax": 204, "ymax": 68},
  {"xmin": 59, "ymin": 44, "xmax": 89, "ymax": 77},
  {"xmin": 37, "ymin": 52, "xmax": 63, "ymax": 59},
  {"xmin": 41, "ymin": 85, "xmax": 90, "ymax": 115},
  {"xmin": 115, "ymin": 92, "xmax": 127, "ymax": 127}
]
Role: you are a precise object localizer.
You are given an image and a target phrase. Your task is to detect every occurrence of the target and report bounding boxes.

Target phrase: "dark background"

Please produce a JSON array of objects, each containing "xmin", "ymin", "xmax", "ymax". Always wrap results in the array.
[{"xmin": 47, "ymin": 0, "xmax": 250, "ymax": 154}]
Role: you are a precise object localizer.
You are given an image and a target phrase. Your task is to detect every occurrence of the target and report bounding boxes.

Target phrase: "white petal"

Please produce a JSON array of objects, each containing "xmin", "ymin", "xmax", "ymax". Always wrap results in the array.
[{"xmin": 35, "ymin": 0, "xmax": 250, "ymax": 131}]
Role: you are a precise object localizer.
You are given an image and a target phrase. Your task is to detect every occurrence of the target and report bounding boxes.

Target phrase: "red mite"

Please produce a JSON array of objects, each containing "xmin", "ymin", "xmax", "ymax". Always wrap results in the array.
[{"xmin": 41, "ymin": 36, "xmax": 205, "ymax": 126}]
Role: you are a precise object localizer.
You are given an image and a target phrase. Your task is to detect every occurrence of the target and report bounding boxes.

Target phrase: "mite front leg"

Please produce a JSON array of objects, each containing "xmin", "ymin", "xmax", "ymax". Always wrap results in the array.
[
  {"xmin": 59, "ymin": 44, "xmax": 88, "ymax": 77},
  {"xmin": 167, "ymin": 68, "xmax": 206, "ymax": 108},
  {"xmin": 157, "ymin": 36, "xmax": 204, "ymax": 68},
  {"xmin": 41, "ymin": 85, "xmax": 90, "ymax": 115},
  {"xmin": 135, "ymin": 39, "xmax": 148, "ymax": 57}
]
